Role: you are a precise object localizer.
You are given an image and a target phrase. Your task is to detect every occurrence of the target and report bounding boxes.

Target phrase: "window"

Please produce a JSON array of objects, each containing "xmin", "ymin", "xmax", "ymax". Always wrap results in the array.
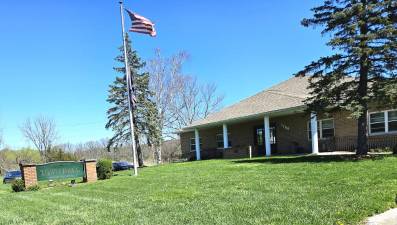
[
  {"xmin": 190, "ymin": 138, "xmax": 202, "ymax": 151},
  {"xmin": 369, "ymin": 110, "xmax": 397, "ymax": 134},
  {"xmin": 308, "ymin": 119, "xmax": 335, "ymax": 140},
  {"xmin": 270, "ymin": 127, "xmax": 277, "ymax": 144},
  {"xmin": 255, "ymin": 127, "xmax": 276, "ymax": 145},
  {"xmin": 388, "ymin": 111, "xmax": 397, "ymax": 132},
  {"xmin": 216, "ymin": 133, "xmax": 232, "ymax": 148},
  {"xmin": 369, "ymin": 112, "xmax": 385, "ymax": 133},
  {"xmin": 256, "ymin": 128, "xmax": 264, "ymax": 146},
  {"xmin": 321, "ymin": 119, "xmax": 335, "ymax": 138}
]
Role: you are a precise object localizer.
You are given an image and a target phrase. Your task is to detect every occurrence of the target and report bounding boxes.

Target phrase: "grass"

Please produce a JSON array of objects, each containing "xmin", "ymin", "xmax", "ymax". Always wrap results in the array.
[{"xmin": 0, "ymin": 155, "xmax": 397, "ymax": 225}]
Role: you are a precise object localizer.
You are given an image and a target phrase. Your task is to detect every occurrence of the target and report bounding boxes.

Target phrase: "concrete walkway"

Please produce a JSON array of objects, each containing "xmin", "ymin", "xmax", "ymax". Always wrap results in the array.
[
  {"xmin": 366, "ymin": 208, "xmax": 397, "ymax": 225},
  {"xmin": 317, "ymin": 151, "xmax": 355, "ymax": 156},
  {"xmin": 317, "ymin": 151, "xmax": 393, "ymax": 156}
]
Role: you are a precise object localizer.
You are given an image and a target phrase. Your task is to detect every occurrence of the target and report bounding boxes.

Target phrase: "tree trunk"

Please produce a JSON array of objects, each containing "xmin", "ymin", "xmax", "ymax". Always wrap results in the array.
[
  {"xmin": 136, "ymin": 143, "xmax": 144, "ymax": 167},
  {"xmin": 133, "ymin": 133, "xmax": 144, "ymax": 167},
  {"xmin": 356, "ymin": 0, "xmax": 369, "ymax": 156},
  {"xmin": 43, "ymin": 150, "xmax": 48, "ymax": 163},
  {"xmin": 157, "ymin": 143, "xmax": 162, "ymax": 164},
  {"xmin": 356, "ymin": 113, "xmax": 368, "ymax": 155}
]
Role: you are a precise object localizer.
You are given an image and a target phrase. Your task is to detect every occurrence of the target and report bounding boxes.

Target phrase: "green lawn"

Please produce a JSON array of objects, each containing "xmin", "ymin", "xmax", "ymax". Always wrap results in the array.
[{"xmin": 0, "ymin": 155, "xmax": 396, "ymax": 225}]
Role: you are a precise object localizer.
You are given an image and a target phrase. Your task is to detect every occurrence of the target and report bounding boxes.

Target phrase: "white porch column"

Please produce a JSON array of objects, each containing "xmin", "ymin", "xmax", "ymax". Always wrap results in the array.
[
  {"xmin": 264, "ymin": 115, "xmax": 271, "ymax": 157},
  {"xmin": 223, "ymin": 124, "xmax": 229, "ymax": 149},
  {"xmin": 310, "ymin": 112, "xmax": 319, "ymax": 154},
  {"xmin": 195, "ymin": 129, "xmax": 201, "ymax": 160}
]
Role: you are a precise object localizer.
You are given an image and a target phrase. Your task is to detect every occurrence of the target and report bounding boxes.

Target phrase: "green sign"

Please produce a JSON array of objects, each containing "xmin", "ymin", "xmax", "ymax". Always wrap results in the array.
[{"xmin": 36, "ymin": 161, "xmax": 85, "ymax": 181}]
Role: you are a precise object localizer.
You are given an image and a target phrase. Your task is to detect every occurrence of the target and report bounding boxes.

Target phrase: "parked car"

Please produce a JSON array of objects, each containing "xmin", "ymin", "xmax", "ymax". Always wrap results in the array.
[
  {"xmin": 3, "ymin": 170, "xmax": 22, "ymax": 184},
  {"xmin": 112, "ymin": 161, "xmax": 134, "ymax": 171}
]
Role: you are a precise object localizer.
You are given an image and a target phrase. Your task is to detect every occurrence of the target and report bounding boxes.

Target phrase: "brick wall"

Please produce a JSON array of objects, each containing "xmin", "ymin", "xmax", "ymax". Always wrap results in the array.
[
  {"xmin": 223, "ymin": 146, "xmax": 250, "ymax": 159},
  {"xmin": 271, "ymin": 113, "xmax": 310, "ymax": 153},
  {"xmin": 180, "ymin": 132, "xmax": 194, "ymax": 159},
  {"xmin": 20, "ymin": 164, "xmax": 38, "ymax": 188},
  {"xmin": 84, "ymin": 160, "xmax": 97, "ymax": 183}
]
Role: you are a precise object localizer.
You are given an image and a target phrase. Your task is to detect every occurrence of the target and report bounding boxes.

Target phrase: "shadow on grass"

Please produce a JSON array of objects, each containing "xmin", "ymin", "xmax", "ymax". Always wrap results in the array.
[{"xmin": 232, "ymin": 154, "xmax": 391, "ymax": 164}]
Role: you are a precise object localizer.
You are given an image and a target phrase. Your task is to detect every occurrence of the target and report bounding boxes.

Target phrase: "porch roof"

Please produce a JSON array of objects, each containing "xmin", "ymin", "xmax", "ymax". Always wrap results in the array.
[{"xmin": 182, "ymin": 76, "xmax": 311, "ymax": 132}]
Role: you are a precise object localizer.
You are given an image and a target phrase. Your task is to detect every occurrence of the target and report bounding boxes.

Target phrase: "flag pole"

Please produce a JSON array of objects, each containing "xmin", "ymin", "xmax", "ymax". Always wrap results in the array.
[{"xmin": 119, "ymin": 0, "xmax": 138, "ymax": 176}]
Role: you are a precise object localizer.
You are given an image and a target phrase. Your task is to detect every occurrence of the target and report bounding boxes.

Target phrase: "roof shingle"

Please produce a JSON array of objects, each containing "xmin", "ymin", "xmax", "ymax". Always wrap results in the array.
[{"xmin": 184, "ymin": 76, "xmax": 311, "ymax": 130}]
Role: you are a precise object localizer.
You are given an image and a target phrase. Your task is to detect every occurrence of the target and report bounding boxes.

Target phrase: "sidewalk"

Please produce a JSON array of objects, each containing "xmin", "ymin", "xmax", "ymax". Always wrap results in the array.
[{"xmin": 366, "ymin": 208, "xmax": 397, "ymax": 225}]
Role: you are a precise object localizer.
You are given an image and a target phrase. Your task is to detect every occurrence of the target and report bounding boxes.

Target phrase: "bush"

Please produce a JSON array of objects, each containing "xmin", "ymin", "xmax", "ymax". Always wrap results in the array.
[
  {"xmin": 11, "ymin": 179, "xmax": 25, "ymax": 192},
  {"xmin": 393, "ymin": 145, "xmax": 397, "ymax": 155},
  {"xmin": 97, "ymin": 159, "xmax": 113, "ymax": 180},
  {"xmin": 26, "ymin": 185, "xmax": 40, "ymax": 192}
]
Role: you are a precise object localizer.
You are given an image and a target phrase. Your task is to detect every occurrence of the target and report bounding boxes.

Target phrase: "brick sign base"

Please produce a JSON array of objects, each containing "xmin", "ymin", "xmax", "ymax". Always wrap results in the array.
[
  {"xmin": 20, "ymin": 159, "xmax": 97, "ymax": 188},
  {"xmin": 83, "ymin": 160, "xmax": 97, "ymax": 183}
]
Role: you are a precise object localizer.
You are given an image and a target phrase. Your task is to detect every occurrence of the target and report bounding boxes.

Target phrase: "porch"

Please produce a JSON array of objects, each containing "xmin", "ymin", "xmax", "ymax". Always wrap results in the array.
[
  {"xmin": 192, "ymin": 135, "xmax": 397, "ymax": 160},
  {"xmin": 181, "ymin": 110, "xmax": 397, "ymax": 160}
]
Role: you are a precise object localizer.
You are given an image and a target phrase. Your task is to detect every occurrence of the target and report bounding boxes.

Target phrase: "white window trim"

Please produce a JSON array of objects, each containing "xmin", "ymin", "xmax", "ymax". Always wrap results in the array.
[
  {"xmin": 368, "ymin": 109, "xmax": 397, "ymax": 136},
  {"xmin": 216, "ymin": 133, "xmax": 232, "ymax": 149},
  {"xmin": 307, "ymin": 118, "xmax": 335, "ymax": 140},
  {"xmin": 190, "ymin": 138, "xmax": 202, "ymax": 152}
]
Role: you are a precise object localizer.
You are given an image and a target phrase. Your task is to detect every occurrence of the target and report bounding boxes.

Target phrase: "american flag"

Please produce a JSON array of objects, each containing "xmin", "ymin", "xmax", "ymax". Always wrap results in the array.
[{"xmin": 126, "ymin": 9, "xmax": 157, "ymax": 37}]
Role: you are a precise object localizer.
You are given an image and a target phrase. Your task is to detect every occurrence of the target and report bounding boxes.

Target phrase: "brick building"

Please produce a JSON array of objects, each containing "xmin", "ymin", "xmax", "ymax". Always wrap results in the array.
[{"xmin": 179, "ymin": 77, "xmax": 397, "ymax": 160}]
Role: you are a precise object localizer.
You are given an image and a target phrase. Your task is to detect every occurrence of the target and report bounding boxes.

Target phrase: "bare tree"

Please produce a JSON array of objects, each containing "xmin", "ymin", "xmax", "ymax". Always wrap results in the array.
[
  {"xmin": 146, "ymin": 50, "xmax": 189, "ymax": 163},
  {"xmin": 171, "ymin": 76, "xmax": 224, "ymax": 132},
  {"xmin": 201, "ymin": 83, "xmax": 224, "ymax": 118},
  {"xmin": 20, "ymin": 116, "xmax": 58, "ymax": 161},
  {"xmin": 147, "ymin": 49, "xmax": 224, "ymax": 139},
  {"xmin": 147, "ymin": 49, "xmax": 190, "ymax": 139},
  {"xmin": 0, "ymin": 150, "xmax": 7, "ymax": 175},
  {"xmin": 171, "ymin": 75, "xmax": 201, "ymax": 129}
]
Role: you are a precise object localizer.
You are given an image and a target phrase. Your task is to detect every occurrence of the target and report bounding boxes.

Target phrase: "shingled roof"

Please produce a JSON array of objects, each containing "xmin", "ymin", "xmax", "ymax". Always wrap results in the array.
[{"xmin": 182, "ymin": 76, "xmax": 312, "ymax": 130}]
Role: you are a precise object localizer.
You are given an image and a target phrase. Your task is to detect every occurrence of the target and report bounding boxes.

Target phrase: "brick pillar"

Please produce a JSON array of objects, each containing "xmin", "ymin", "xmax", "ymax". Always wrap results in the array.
[
  {"xmin": 19, "ymin": 163, "xmax": 38, "ymax": 188},
  {"xmin": 83, "ymin": 160, "xmax": 97, "ymax": 183}
]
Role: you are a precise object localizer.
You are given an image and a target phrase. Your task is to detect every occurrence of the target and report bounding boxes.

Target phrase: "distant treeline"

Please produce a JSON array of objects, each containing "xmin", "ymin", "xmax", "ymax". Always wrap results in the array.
[{"xmin": 0, "ymin": 139, "xmax": 182, "ymax": 175}]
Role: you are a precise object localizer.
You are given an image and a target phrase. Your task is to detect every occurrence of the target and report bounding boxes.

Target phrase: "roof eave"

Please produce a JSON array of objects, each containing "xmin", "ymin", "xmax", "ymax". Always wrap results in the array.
[{"xmin": 180, "ymin": 105, "xmax": 307, "ymax": 133}]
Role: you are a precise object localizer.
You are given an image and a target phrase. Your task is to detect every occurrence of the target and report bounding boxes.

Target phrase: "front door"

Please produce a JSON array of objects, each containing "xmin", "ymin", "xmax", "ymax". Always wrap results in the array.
[{"xmin": 254, "ymin": 124, "xmax": 277, "ymax": 156}]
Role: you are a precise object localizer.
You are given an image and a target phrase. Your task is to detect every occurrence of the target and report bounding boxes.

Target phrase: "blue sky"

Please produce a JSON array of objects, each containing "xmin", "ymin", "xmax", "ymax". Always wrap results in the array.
[{"xmin": 0, "ymin": 0, "xmax": 331, "ymax": 148}]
